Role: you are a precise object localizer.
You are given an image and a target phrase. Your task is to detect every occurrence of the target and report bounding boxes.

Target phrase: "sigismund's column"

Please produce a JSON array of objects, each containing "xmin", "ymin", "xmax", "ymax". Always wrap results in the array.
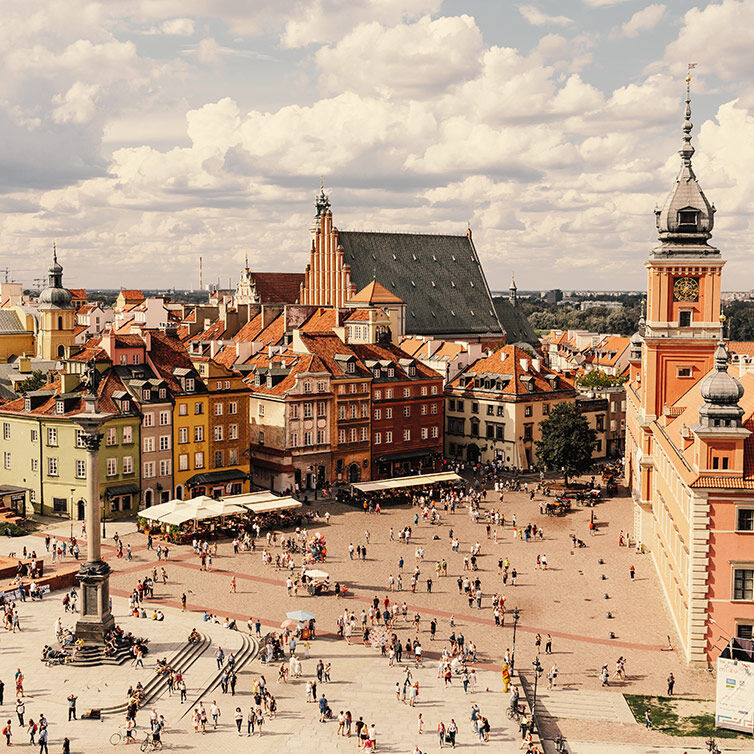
[{"xmin": 74, "ymin": 390, "xmax": 115, "ymax": 643}]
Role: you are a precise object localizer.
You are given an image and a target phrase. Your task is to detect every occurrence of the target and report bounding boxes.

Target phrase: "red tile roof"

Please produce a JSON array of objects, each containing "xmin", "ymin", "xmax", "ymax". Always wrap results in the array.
[
  {"xmin": 252, "ymin": 273, "xmax": 304, "ymax": 303},
  {"xmin": 348, "ymin": 280, "xmax": 404, "ymax": 305}
]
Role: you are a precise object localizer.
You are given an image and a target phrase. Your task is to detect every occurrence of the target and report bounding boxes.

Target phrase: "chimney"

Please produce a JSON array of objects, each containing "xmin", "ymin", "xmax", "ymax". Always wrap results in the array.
[
  {"xmin": 532, "ymin": 358, "xmax": 541, "ymax": 372},
  {"xmin": 236, "ymin": 341, "xmax": 252, "ymax": 362},
  {"xmin": 519, "ymin": 358, "xmax": 529, "ymax": 372}
]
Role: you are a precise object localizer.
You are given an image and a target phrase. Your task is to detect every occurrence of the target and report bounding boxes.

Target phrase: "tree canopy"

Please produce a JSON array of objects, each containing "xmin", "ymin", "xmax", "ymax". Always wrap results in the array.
[
  {"xmin": 534, "ymin": 402, "xmax": 597, "ymax": 485},
  {"xmin": 17, "ymin": 370, "xmax": 47, "ymax": 394},
  {"xmin": 576, "ymin": 370, "xmax": 628, "ymax": 388}
]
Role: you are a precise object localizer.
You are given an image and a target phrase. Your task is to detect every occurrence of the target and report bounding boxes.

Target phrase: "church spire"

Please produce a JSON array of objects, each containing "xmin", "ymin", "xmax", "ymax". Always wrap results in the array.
[
  {"xmin": 680, "ymin": 67, "xmax": 695, "ymax": 166},
  {"xmin": 315, "ymin": 179, "xmax": 330, "ymax": 218}
]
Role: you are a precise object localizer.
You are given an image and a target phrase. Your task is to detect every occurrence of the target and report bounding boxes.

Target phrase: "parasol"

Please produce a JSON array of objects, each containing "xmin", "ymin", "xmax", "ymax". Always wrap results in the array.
[{"xmin": 286, "ymin": 610, "xmax": 315, "ymax": 622}]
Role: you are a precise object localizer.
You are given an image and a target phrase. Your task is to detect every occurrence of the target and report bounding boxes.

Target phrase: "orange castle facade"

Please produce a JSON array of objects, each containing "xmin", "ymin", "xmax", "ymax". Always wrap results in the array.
[{"xmin": 626, "ymin": 83, "xmax": 754, "ymax": 665}]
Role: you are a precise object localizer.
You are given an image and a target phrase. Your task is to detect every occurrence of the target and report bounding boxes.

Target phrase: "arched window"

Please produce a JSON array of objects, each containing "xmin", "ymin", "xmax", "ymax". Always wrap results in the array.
[
  {"xmin": 57, "ymin": 344, "xmax": 65, "ymax": 358},
  {"xmin": 57, "ymin": 316, "xmax": 63, "ymax": 330}
]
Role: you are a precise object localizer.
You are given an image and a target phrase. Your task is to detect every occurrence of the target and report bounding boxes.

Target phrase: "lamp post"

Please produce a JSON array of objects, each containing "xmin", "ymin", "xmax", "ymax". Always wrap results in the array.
[
  {"xmin": 74, "ymin": 391, "xmax": 115, "ymax": 644},
  {"xmin": 70, "ymin": 488, "xmax": 75, "ymax": 540},
  {"xmin": 532, "ymin": 657, "xmax": 543, "ymax": 711},
  {"xmin": 511, "ymin": 607, "xmax": 521, "ymax": 671}
]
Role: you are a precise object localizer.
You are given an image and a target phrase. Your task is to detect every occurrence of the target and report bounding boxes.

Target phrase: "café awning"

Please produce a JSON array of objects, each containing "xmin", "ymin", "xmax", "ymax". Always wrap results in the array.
[{"xmin": 351, "ymin": 471, "xmax": 462, "ymax": 494}]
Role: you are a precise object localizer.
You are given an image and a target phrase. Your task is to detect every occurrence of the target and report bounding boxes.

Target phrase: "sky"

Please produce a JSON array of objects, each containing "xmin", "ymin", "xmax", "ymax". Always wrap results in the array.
[{"xmin": 2, "ymin": 0, "xmax": 754, "ymax": 292}]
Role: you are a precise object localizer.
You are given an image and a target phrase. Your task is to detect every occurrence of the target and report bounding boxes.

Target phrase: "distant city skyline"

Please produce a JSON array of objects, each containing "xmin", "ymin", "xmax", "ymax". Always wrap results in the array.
[{"xmin": 2, "ymin": 1, "xmax": 753, "ymax": 291}]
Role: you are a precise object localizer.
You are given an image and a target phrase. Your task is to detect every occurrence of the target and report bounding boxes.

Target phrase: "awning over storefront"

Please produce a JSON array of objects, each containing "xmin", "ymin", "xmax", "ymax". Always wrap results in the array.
[
  {"xmin": 245, "ymin": 497, "xmax": 302, "ymax": 514},
  {"xmin": 139, "ymin": 495, "xmax": 245, "ymax": 524},
  {"xmin": 106, "ymin": 483, "xmax": 140, "ymax": 496},
  {"xmin": 351, "ymin": 471, "xmax": 462, "ymax": 494},
  {"xmin": 186, "ymin": 470, "xmax": 248, "ymax": 487},
  {"xmin": 221, "ymin": 491, "xmax": 282, "ymax": 508}
]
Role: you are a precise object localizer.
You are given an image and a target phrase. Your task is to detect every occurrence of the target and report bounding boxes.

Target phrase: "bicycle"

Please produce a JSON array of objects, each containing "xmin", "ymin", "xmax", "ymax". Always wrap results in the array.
[
  {"xmin": 109, "ymin": 727, "xmax": 135, "ymax": 746},
  {"xmin": 140, "ymin": 733, "xmax": 163, "ymax": 752}
]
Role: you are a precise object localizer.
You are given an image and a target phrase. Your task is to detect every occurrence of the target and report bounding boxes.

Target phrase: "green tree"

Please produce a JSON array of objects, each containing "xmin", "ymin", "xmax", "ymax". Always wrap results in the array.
[
  {"xmin": 576, "ymin": 370, "xmax": 627, "ymax": 388},
  {"xmin": 17, "ymin": 370, "xmax": 47, "ymax": 393},
  {"xmin": 535, "ymin": 402, "xmax": 597, "ymax": 485}
]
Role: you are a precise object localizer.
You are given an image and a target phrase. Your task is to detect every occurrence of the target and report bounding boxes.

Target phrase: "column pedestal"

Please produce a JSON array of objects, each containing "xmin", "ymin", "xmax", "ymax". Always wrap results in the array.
[{"xmin": 75, "ymin": 560, "xmax": 115, "ymax": 643}]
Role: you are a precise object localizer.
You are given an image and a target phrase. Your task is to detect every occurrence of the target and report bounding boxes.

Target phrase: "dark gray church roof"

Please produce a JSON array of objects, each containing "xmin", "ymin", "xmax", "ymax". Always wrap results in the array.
[
  {"xmin": 338, "ymin": 231, "xmax": 502, "ymax": 338},
  {"xmin": 492, "ymin": 297, "xmax": 540, "ymax": 348}
]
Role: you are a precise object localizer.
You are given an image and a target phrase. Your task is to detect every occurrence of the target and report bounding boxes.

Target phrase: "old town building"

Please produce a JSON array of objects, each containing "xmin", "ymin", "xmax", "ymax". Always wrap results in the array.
[{"xmin": 625, "ymin": 85, "xmax": 754, "ymax": 663}]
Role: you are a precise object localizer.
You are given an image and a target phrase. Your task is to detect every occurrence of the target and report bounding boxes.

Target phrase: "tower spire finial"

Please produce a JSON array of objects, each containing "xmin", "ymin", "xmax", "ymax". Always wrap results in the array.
[
  {"xmin": 52, "ymin": 240, "xmax": 57, "ymax": 263},
  {"xmin": 681, "ymin": 63, "xmax": 697, "ymax": 165}
]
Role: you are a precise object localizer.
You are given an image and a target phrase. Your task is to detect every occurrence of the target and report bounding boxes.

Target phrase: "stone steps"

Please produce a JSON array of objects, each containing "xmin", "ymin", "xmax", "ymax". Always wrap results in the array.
[{"xmin": 532, "ymin": 689, "xmax": 635, "ymax": 724}]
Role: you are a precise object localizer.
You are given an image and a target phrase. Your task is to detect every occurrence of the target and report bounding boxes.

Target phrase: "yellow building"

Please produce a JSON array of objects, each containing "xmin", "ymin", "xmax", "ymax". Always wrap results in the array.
[{"xmin": 36, "ymin": 248, "xmax": 75, "ymax": 360}]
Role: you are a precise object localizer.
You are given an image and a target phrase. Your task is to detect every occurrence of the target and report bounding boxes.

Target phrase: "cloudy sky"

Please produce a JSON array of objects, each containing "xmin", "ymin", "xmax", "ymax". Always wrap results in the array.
[{"xmin": 2, "ymin": 1, "xmax": 754, "ymax": 292}]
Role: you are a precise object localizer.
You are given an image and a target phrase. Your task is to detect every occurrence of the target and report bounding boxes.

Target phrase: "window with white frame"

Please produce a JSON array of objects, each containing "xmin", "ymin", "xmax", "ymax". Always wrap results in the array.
[
  {"xmin": 48, "ymin": 457, "xmax": 58, "ymax": 476},
  {"xmin": 178, "ymin": 456, "xmax": 188, "ymax": 472},
  {"xmin": 123, "ymin": 456, "xmax": 133, "ymax": 474},
  {"xmin": 159, "ymin": 435, "xmax": 170, "ymax": 451},
  {"xmin": 374, "ymin": 390, "xmax": 382, "ymax": 400},
  {"xmin": 317, "ymin": 382, "xmax": 325, "ymax": 392},
  {"xmin": 385, "ymin": 389, "xmax": 393, "ymax": 399},
  {"xmin": 431, "ymin": 386, "xmax": 438, "ymax": 395},
  {"xmin": 304, "ymin": 381, "xmax": 312, "ymax": 393},
  {"xmin": 374, "ymin": 409, "xmax": 381, "ymax": 420},
  {"xmin": 361, "ymin": 426, "xmax": 368, "ymax": 441},
  {"xmin": 106, "ymin": 457, "xmax": 117, "ymax": 477},
  {"xmin": 404, "ymin": 406, "xmax": 411, "ymax": 417},
  {"xmin": 2, "ymin": 423, "xmax": 9, "ymax": 440},
  {"xmin": 31, "ymin": 428, "xmax": 37, "ymax": 442},
  {"xmin": 317, "ymin": 430, "xmax": 325, "ymax": 444},
  {"xmin": 386, "ymin": 408, "xmax": 393, "ymax": 419},
  {"xmin": 304, "ymin": 403, "xmax": 313, "ymax": 418},
  {"xmin": 194, "ymin": 426, "xmax": 204, "ymax": 442},
  {"xmin": 194, "ymin": 451, "xmax": 204, "ymax": 469},
  {"xmin": 106, "ymin": 427, "xmax": 117, "ymax": 446},
  {"xmin": 421, "ymin": 386, "xmax": 427, "ymax": 396},
  {"xmin": 159, "ymin": 411, "xmax": 170, "ymax": 426},
  {"xmin": 737, "ymin": 508, "xmax": 754, "ymax": 532},
  {"xmin": 159, "ymin": 459, "xmax": 171, "ymax": 476},
  {"xmin": 215, "ymin": 402, "xmax": 223, "ymax": 416},
  {"xmin": 403, "ymin": 429, "xmax": 411, "ymax": 441},
  {"xmin": 421, "ymin": 427, "xmax": 428, "ymax": 440},
  {"xmin": 338, "ymin": 429, "xmax": 346, "ymax": 444},
  {"xmin": 75, "ymin": 459, "xmax": 86, "ymax": 478},
  {"xmin": 374, "ymin": 432, "xmax": 382, "ymax": 444},
  {"xmin": 350, "ymin": 428, "xmax": 357, "ymax": 442},
  {"xmin": 431, "ymin": 404, "xmax": 438, "ymax": 414},
  {"xmin": 3, "ymin": 452, "xmax": 10, "ymax": 470},
  {"xmin": 318, "ymin": 401, "xmax": 326, "ymax": 417},
  {"xmin": 304, "ymin": 431, "xmax": 313, "ymax": 446},
  {"xmin": 179, "ymin": 427, "xmax": 188, "ymax": 444},
  {"xmin": 291, "ymin": 433, "xmax": 299, "ymax": 447},
  {"xmin": 179, "ymin": 403, "xmax": 188, "ymax": 416},
  {"xmin": 31, "ymin": 458, "xmax": 38, "ymax": 472},
  {"xmin": 229, "ymin": 424, "xmax": 238, "ymax": 440},
  {"xmin": 361, "ymin": 403, "xmax": 368, "ymax": 417},
  {"xmin": 159, "ymin": 389, "xmax": 166, "ymax": 400},
  {"xmin": 143, "ymin": 436, "xmax": 155, "ymax": 453},
  {"xmin": 229, "ymin": 449, "xmax": 238, "ymax": 465},
  {"xmin": 144, "ymin": 461, "xmax": 156, "ymax": 477},
  {"xmin": 143, "ymin": 412, "xmax": 155, "ymax": 428},
  {"xmin": 403, "ymin": 388, "xmax": 411, "ymax": 398},
  {"xmin": 229, "ymin": 402, "xmax": 238, "ymax": 415},
  {"xmin": 75, "ymin": 429, "xmax": 85, "ymax": 448},
  {"xmin": 123, "ymin": 425, "xmax": 132, "ymax": 444},
  {"xmin": 47, "ymin": 427, "xmax": 58, "ymax": 446},
  {"xmin": 385, "ymin": 431, "xmax": 393, "ymax": 444},
  {"xmin": 431, "ymin": 426, "xmax": 439, "ymax": 438},
  {"xmin": 214, "ymin": 426, "xmax": 223, "ymax": 441},
  {"xmin": 258, "ymin": 404, "xmax": 264, "ymax": 417}
]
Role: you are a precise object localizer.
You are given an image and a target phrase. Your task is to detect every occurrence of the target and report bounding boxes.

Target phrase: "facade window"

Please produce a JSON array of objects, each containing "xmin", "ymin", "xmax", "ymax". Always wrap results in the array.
[
  {"xmin": 456, "ymin": 400, "xmax": 464, "ymax": 411},
  {"xmin": 431, "ymin": 404, "xmax": 438, "ymax": 414},
  {"xmin": 317, "ymin": 382, "xmax": 325, "ymax": 392},
  {"xmin": 338, "ymin": 429, "xmax": 346, "ymax": 444},
  {"xmin": 361, "ymin": 427, "xmax": 368, "ymax": 441},
  {"xmin": 47, "ymin": 427, "xmax": 58, "ymax": 446},
  {"xmin": 159, "ymin": 411, "xmax": 170, "ymax": 426},
  {"xmin": 596, "ymin": 439, "xmax": 602, "ymax": 453},
  {"xmin": 74, "ymin": 459, "xmax": 86, "ymax": 478},
  {"xmin": 3, "ymin": 452, "xmax": 10, "ymax": 470},
  {"xmin": 374, "ymin": 390, "xmax": 382, "ymax": 400},
  {"xmin": 214, "ymin": 426, "xmax": 223, "ymax": 441},
  {"xmin": 361, "ymin": 403, "xmax": 368, "ymax": 418},
  {"xmin": 179, "ymin": 403, "xmax": 188, "ymax": 416},
  {"xmin": 679, "ymin": 310, "xmax": 692, "ymax": 327},
  {"xmin": 123, "ymin": 456, "xmax": 133, "ymax": 474},
  {"xmin": 431, "ymin": 386, "xmax": 438, "ymax": 395},
  {"xmin": 229, "ymin": 402, "xmax": 238, "ymax": 415},
  {"xmin": 106, "ymin": 457, "xmax": 117, "ymax": 477},
  {"xmin": 543, "ymin": 404, "xmax": 550, "ymax": 415},
  {"xmin": 143, "ymin": 437, "xmax": 155, "ymax": 453},
  {"xmin": 214, "ymin": 450, "xmax": 223, "ymax": 467},
  {"xmin": 216, "ymin": 381, "xmax": 222, "ymax": 390},
  {"xmin": 318, "ymin": 401, "xmax": 327, "ymax": 417},
  {"xmin": 304, "ymin": 431, "xmax": 313, "ymax": 446},
  {"xmin": 143, "ymin": 412, "xmax": 154, "ymax": 427},
  {"xmin": 387, "ymin": 368, "xmax": 394, "ymax": 378},
  {"xmin": 229, "ymin": 424, "xmax": 238, "ymax": 440},
  {"xmin": 194, "ymin": 403, "xmax": 203, "ymax": 415},
  {"xmin": 229, "ymin": 449, "xmax": 238, "ymax": 465},
  {"xmin": 215, "ymin": 403, "xmax": 223, "ymax": 416},
  {"xmin": 486, "ymin": 424, "xmax": 494, "ymax": 439},
  {"xmin": 143, "ymin": 389, "xmax": 151, "ymax": 401},
  {"xmin": 374, "ymin": 432, "xmax": 382, "ymax": 444},
  {"xmin": 496, "ymin": 425, "xmax": 504, "ymax": 440},
  {"xmin": 159, "ymin": 389, "xmax": 166, "ymax": 399},
  {"xmin": 123, "ymin": 425, "xmax": 132, "ymax": 444},
  {"xmin": 75, "ymin": 430, "xmax": 86, "ymax": 448},
  {"xmin": 374, "ymin": 409, "xmax": 381, "ymax": 421},
  {"xmin": 524, "ymin": 405, "xmax": 533, "ymax": 418},
  {"xmin": 185, "ymin": 378, "xmax": 195, "ymax": 392},
  {"xmin": 258, "ymin": 431, "xmax": 265, "ymax": 445},
  {"xmin": 179, "ymin": 427, "xmax": 188, "ymax": 444},
  {"xmin": 304, "ymin": 381, "xmax": 312, "ymax": 393},
  {"xmin": 350, "ymin": 404, "xmax": 357, "ymax": 419},
  {"xmin": 403, "ymin": 388, "xmax": 411, "ymax": 398},
  {"xmin": 194, "ymin": 452, "xmax": 204, "ymax": 469},
  {"xmin": 596, "ymin": 414, "xmax": 605, "ymax": 431},
  {"xmin": 733, "ymin": 568, "xmax": 754, "ymax": 601},
  {"xmin": 48, "ymin": 457, "xmax": 58, "ymax": 476},
  {"xmin": 404, "ymin": 406, "xmax": 411, "ymax": 417},
  {"xmin": 737, "ymin": 623, "xmax": 753, "ymax": 640},
  {"xmin": 159, "ymin": 435, "xmax": 170, "ymax": 451},
  {"xmin": 523, "ymin": 423, "xmax": 533, "ymax": 442},
  {"xmin": 338, "ymin": 405, "xmax": 346, "ymax": 420},
  {"xmin": 403, "ymin": 429, "xmax": 411, "ymax": 441},
  {"xmin": 385, "ymin": 431, "xmax": 393, "ymax": 444},
  {"xmin": 291, "ymin": 433, "xmax": 299, "ymax": 447},
  {"xmin": 317, "ymin": 430, "xmax": 325, "ymax": 444},
  {"xmin": 470, "ymin": 421, "xmax": 479, "ymax": 438},
  {"xmin": 31, "ymin": 429, "xmax": 38, "ymax": 442},
  {"xmin": 421, "ymin": 427, "xmax": 428, "ymax": 440},
  {"xmin": 106, "ymin": 427, "xmax": 117, "ymax": 446},
  {"xmin": 144, "ymin": 461, "xmax": 156, "ymax": 477},
  {"xmin": 31, "ymin": 458, "xmax": 38, "ymax": 472},
  {"xmin": 2, "ymin": 423, "xmax": 9, "ymax": 440},
  {"xmin": 737, "ymin": 509, "xmax": 754, "ymax": 531},
  {"xmin": 487, "ymin": 405, "xmax": 494, "ymax": 415},
  {"xmin": 291, "ymin": 404, "xmax": 299, "ymax": 419},
  {"xmin": 678, "ymin": 367, "xmax": 692, "ymax": 378},
  {"xmin": 421, "ymin": 386, "xmax": 427, "ymax": 396},
  {"xmin": 386, "ymin": 408, "xmax": 393, "ymax": 420},
  {"xmin": 431, "ymin": 426, "xmax": 439, "ymax": 439},
  {"xmin": 304, "ymin": 403, "xmax": 313, "ymax": 418},
  {"xmin": 471, "ymin": 402, "xmax": 479, "ymax": 414},
  {"xmin": 449, "ymin": 399, "xmax": 455, "ymax": 411},
  {"xmin": 225, "ymin": 381, "xmax": 230, "ymax": 390},
  {"xmin": 350, "ymin": 428, "xmax": 357, "ymax": 442},
  {"xmin": 159, "ymin": 459, "xmax": 171, "ymax": 476},
  {"xmin": 194, "ymin": 426, "xmax": 204, "ymax": 442},
  {"xmin": 421, "ymin": 405, "xmax": 427, "ymax": 415},
  {"xmin": 386, "ymin": 389, "xmax": 393, "ymax": 399}
]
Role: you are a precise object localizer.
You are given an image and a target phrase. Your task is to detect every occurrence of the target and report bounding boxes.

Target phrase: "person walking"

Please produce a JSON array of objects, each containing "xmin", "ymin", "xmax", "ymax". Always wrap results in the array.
[
  {"xmin": 437, "ymin": 721, "xmax": 446, "ymax": 748},
  {"xmin": 234, "ymin": 707, "xmax": 243, "ymax": 735},
  {"xmin": 15, "ymin": 699, "xmax": 24, "ymax": 728},
  {"xmin": 37, "ymin": 726, "xmax": 48, "ymax": 754},
  {"xmin": 67, "ymin": 695, "xmax": 77, "ymax": 721},
  {"xmin": 667, "ymin": 673, "xmax": 675, "ymax": 695},
  {"xmin": 644, "ymin": 708, "xmax": 652, "ymax": 729},
  {"xmin": 2, "ymin": 720, "xmax": 10, "ymax": 747},
  {"xmin": 629, "ymin": 565, "xmax": 636, "ymax": 581},
  {"xmin": 447, "ymin": 719, "xmax": 457, "ymax": 748}
]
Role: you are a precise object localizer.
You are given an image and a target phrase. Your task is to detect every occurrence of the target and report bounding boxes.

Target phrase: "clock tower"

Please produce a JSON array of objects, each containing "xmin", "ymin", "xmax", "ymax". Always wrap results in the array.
[{"xmin": 641, "ymin": 78, "xmax": 723, "ymax": 419}]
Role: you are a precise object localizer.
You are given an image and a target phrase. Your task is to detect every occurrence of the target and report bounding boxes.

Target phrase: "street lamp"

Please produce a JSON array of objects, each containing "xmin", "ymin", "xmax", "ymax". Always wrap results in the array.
[
  {"xmin": 532, "ymin": 657, "xmax": 543, "ymax": 715},
  {"xmin": 511, "ymin": 607, "xmax": 521, "ymax": 671},
  {"xmin": 70, "ymin": 488, "xmax": 75, "ymax": 540}
]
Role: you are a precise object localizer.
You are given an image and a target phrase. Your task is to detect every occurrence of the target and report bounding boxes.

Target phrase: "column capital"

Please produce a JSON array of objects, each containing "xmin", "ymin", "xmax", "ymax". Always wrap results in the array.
[{"xmin": 81, "ymin": 431, "xmax": 104, "ymax": 452}]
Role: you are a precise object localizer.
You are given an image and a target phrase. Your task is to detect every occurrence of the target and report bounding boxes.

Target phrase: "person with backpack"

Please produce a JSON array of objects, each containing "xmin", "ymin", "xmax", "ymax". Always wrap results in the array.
[{"xmin": 3, "ymin": 720, "xmax": 11, "ymax": 746}]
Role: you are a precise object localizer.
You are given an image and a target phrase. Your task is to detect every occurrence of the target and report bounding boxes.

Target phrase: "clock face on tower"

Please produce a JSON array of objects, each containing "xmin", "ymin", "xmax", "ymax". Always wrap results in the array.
[{"xmin": 673, "ymin": 277, "xmax": 699, "ymax": 302}]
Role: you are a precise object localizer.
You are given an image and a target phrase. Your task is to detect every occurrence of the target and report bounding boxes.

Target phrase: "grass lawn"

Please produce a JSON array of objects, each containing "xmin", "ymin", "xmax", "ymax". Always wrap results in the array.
[{"xmin": 624, "ymin": 694, "xmax": 748, "ymax": 739}]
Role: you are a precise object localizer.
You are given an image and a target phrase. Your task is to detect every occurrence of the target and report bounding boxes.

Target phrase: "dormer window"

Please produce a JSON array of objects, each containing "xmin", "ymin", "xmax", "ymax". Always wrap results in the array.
[
  {"xmin": 409, "ymin": 365, "xmax": 416, "ymax": 377},
  {"xmin": 56, "ymin": 400, "xmax": 65, "ymax": 414},
  {"xmin": 387, "ymin": 367, "xmax": 394, "ymax": 378},
  {"xmin": 678, "ymin": 209, "xmax": 699, "ymax": 229},
  {"xmin": 24, "ymin": 398, "xmax": 31, "ymax": 412},
  {"xmin": 254, "ymin": 373, "xmax": 261, "ymax": 387},
  {"xmin": 347, "ymin": 362, "xmax": 355, "ymax": 374},
  {"xmin": 185, "ymin": 378, "xmax": 195, "ymax": 393},
  {"xmin": 159, "ymin": 389, "xmax": 166, "ymax": 399},
  {"xmin": 266, "ymin": 375, "xmax": 272, "ymax": 388},
  {"xmin": 143, "ymin": 389, "xmax": 151, "ymax": 401},
  {"xmin": 374, "ymin": 368, "xmax": 381, "ymax": 379},
  {"xmin": 122, "ymin": 400, "xmax": 130, "ymax": 412}
]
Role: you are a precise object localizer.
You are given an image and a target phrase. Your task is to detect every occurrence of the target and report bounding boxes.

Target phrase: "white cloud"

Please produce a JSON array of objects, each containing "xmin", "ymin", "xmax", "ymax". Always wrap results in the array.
[
  {"xmin": 51, "ymin": 81, "xmax": 100, "ymax": 124},
  {"xmin": 621, "ymin": 4, "xmax": 665, "ymax": 38},
  {"xmin": 160, "ymin": 18, "xmax": 195, "ymax": 36},
  {"xmin": 519, "ymin": 5, "xmax": 573, "ymax": 27},
  {"xmin": 315, "ymin": 15, "xmax": 483, "ymax": 98},
  {"xmin": 582, "ymin": 0, "xmax": 630, "ymax": 6}
]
